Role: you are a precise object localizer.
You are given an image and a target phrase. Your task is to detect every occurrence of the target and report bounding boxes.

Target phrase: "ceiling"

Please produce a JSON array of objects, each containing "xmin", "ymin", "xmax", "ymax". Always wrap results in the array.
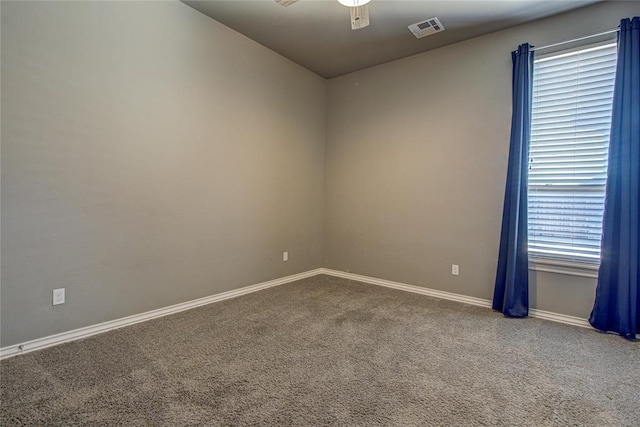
[{"xmin": 183, "ymin": 0, "xmax": 600, "ymax": 78}]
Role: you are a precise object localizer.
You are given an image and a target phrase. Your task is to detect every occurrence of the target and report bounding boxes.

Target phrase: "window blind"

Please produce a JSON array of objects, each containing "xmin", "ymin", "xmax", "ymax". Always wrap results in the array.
[{"xmin": 528, "ymin": 42, "xmax": 617, "ymax": 263}]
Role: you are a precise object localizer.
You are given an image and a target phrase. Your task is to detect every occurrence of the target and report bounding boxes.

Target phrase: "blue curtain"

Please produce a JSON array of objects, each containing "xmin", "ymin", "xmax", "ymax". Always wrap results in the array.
[
  {"xmin": 590, "ymin": 17, "xmax": 640, "ymax": 340},
  {"xmin": 493, "ymin": 44, "xmax": 534, "ymax": 318}
]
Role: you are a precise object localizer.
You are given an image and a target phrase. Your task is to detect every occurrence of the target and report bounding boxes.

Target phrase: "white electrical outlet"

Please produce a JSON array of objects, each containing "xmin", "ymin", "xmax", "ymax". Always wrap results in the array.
[
  {"xmin": 452, "ymin": 264, "xmax": 459, "ymax": 276},
  {"xmin": 283, "ymin": 251, "xmax": 289, "ymax": 262},
  {"xmin": 53, "ymin": 288, "xmax": 65, "ymax": 305}
]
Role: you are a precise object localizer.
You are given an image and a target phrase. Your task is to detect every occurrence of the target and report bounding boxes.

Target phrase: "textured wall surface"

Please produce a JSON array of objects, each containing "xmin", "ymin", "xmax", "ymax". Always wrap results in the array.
[
  {"xmin": 3, "ymin": 0, "xmax": 639, "ymax": 347},
  {"xmin": 1, "ymin": 1, "xmax": 327, "ymax": 346},
  {"xmin": 324, "ymin": 1, "xmax": 640, "ymax": 318}
]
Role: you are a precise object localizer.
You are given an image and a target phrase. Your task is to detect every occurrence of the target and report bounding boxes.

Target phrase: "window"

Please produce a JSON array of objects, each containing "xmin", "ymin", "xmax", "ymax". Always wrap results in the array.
[{"xmin": 528, "ymin": 42, "xmax": 617, "ymax": 264}]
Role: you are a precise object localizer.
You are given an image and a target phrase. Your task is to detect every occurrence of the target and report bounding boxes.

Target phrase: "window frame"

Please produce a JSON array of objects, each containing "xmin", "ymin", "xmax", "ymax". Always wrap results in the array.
[{"xmin": 526, "ymin": 40, "xmax": 618, "ymax": 276}]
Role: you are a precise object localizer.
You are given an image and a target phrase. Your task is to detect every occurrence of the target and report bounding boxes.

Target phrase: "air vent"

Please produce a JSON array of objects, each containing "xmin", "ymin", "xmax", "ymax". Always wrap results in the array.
[
  {"xmin": 408, "ymin": 17, "xmax": 444, "ymax": 39},
  {"xmin": 275, "ymin": 0, "xmax": 299, "ymax": 6}
]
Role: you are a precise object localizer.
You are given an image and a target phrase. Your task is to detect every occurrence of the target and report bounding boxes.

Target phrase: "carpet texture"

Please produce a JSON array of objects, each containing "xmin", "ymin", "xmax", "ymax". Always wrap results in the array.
[{"xmin": 1, "ymin": 274, "xmax": 639, "ymax": 426}]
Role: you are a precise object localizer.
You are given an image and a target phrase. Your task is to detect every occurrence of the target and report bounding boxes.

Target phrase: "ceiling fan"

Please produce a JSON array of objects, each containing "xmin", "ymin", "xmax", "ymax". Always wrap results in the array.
[{"xmin": 275, "ymin": 0, "xmax": 372, "ymax": 30}]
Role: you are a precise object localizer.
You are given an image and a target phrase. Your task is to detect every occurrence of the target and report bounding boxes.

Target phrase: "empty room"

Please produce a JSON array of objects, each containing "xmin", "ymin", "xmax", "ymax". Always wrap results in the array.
[{"xmin": 1, "ymin": 0, "xmax": 639, "ymax": 425}]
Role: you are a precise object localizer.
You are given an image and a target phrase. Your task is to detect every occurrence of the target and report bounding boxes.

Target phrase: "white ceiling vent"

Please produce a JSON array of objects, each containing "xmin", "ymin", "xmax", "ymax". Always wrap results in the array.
[
  {"xmin": 408, "ymin": 17, "xmax": 444, "ymax": 39},
  {"xmin": 275, "ymin": 0, "xmax": 299, "ymax": 6}
]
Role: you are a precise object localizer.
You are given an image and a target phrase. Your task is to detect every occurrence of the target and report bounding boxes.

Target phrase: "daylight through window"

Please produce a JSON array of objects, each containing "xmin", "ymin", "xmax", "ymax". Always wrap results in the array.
[{"xmin": 528, "ymin": 42, "xmax": 617, "ymax": 263}]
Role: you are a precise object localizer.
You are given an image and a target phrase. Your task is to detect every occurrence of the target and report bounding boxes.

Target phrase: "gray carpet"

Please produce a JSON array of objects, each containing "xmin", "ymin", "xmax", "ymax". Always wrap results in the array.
[{"xmin": 1, "ymin": 275, "xmax": 639, "ymax": 426}]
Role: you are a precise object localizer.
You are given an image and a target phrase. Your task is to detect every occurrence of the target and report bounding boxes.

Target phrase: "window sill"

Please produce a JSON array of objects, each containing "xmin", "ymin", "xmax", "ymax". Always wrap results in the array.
[{"xmin": 528, "ymin": 257, "xmax": 599, "ymax": 279}]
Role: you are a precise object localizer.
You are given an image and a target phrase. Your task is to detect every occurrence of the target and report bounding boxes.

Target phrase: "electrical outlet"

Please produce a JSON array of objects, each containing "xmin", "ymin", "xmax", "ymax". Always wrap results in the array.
[
  {"xmin": 283, "ymin": 251, "xmax": 289, "ymax": 262},
  {"xmin": 451, "ymin": 264, "xmax": 459, "ymax": 276},
  {"xmin": 53, "ymin": 288, "xmax": 65, "ymax": 305}
]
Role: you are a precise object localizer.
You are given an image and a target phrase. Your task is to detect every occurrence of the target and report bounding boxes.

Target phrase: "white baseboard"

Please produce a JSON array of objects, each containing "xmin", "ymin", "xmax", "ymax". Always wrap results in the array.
[
  {"xmin": 528, "ymin": 308, "xmax": 591, "ymax": 328},
  {"xmin": 319, "ymin": 268, "xmax": 592, "ymax": 329},
  {"xmin": 0, "ymin": 269, "xmax": 324, "ymax": 360},
  {"xmin": 1, "ymin": 267, "xmax": 592, "ymax": 360},
  {"xmin": 319, "ymin": 268, "xmax": 493, "ymax": 308}
]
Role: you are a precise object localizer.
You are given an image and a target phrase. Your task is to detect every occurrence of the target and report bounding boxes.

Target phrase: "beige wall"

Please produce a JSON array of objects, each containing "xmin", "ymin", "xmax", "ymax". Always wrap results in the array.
[
  {"xmin": 1, "ymin": 1, "xmax": 326, "ymax": 346},
  {"xmin": 3, "ymin": 1, "xmax": 639, "ymax": 348},
  {"xmin": 324, "ymin": 1, "xmax": 640, "ymax": 319}
]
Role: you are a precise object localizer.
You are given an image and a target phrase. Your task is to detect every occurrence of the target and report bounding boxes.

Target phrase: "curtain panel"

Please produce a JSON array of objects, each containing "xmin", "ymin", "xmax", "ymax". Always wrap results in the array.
[
  {"xmin": 493, "ymin": 43, "xmax": 534, "ymax": 318},
  {"xmin": 590, "ymin": 17, "xmax": 640, "ymax": 340}
]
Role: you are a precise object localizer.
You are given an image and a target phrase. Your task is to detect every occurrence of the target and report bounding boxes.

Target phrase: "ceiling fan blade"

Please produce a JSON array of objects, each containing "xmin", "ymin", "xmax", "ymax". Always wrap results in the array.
[
  {"xmin": 275, "ymin": 0, "xmax": 300, "ymax": 6},
  {"xmin": 350, "ymin": 5, "xmax": 370, "ymax": 30}
]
